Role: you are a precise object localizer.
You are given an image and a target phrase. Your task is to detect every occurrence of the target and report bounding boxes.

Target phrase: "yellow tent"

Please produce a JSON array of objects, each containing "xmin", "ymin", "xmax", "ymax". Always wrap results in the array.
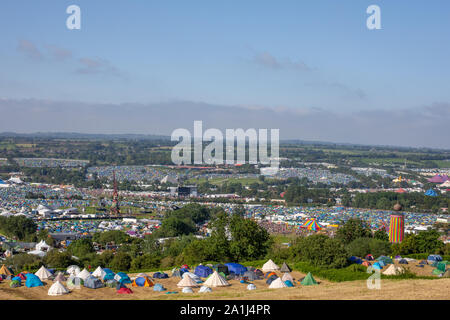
[{"xmin": 0, "ymin": 264, "xmax": 13, "ymax": 276}]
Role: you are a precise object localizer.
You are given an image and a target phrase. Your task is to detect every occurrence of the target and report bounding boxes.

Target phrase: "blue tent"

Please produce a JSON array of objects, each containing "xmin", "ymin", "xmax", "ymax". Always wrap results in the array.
[
  {"xmin": 427, "ymin": 255, "xmax": 442, "ymax": 262},
  {"xmin": 116, "ymin": 272, "xmax": 131, "ymax": 284},
  {"xmin": 153, "ymin": 283, "xmax": 166, "ymax": 292},
  {"xmin": 25, "ymin": 274, "xmax": 44, "ymax": 288},
  {"xmin": 194, "ymin": 265, "xmax": 213, "ymax": 278},
  {"xmin": 372, "ymin": 262, "xmax": 382, "ymax": 270},
  {"xmin": 12, "ymin": 276, "xmax": 22, "ymax": 283},
  {"xmin": 349, "ymin": 256, "xmax": 363, "ymax": 264},
  {"xmin": 266, "ymin": 274, "xmax": 278, "ymax": 285},
  {"xmin": 103, "ymin": 272, "xmax": 115, "ymax": 281},
  {"xmin": 425, "ymin": 189, "xmax": 438, "ymax": 197},
  {"xmin": 0, "ymin": 179, "xmax": 6, "ymax": 185},
  {"xmin": 153, "ymin": 272, "xmax": 169, "ymax": 279},
  {"xmin": 224, "ymin": 263, "xmax": 247, "ymax": 275},
  {"xmin": 84, "ymin": 276, "xmax": 104, "ymax": 289},
  {"xmin": 284, "ymin": 280, "xmax": 294, "ymax": 287}
]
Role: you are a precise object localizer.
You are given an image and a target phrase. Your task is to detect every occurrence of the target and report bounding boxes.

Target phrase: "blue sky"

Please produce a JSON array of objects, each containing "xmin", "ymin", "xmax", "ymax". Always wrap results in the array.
[{"xmin": 1, "ymin": 1, "xmax": 449, "ymax": 148}]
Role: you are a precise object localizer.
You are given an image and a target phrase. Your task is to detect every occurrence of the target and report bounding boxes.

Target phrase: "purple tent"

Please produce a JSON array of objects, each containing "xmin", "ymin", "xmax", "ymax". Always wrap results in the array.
[{"xmin": 428, "ymin": 175, "xmax": 449, "ymax": 183}]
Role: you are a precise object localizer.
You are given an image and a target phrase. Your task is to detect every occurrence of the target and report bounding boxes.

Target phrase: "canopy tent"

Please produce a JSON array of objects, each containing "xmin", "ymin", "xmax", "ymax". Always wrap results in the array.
[
  {"xmin": 48, "ymin": 281, "xmax": 70, "ymax": 296},
  {"xmin": 300, "ymin": 272, "xmax": 318, "ymax": 286},
  {"xmin": 269, "ymin": 277, "xmax": 288, "ymax": 289},
  {"xmin": 300, "ymin": 218, "xmax": 323, "ymax": 231},
  {"xmin": 280, "ymin": 262, "xmax": 292, "ymax": 273},
  {"xmin": 35, "ymin": 266, "xmax": 53, "ymax": 280},
  {"xmin": 203, "ymin": 271, "xmax": 230, "ymax": 287},
  {"xmin": 261, "ymin": 259, "xmax": 280, "ymax": 272}
]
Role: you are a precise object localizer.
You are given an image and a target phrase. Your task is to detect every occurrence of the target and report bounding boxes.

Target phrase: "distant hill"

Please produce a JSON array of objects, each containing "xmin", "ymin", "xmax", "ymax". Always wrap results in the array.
[{"xmin": 0, "ymin": 132, "xmax": 171, "ymax": 141}]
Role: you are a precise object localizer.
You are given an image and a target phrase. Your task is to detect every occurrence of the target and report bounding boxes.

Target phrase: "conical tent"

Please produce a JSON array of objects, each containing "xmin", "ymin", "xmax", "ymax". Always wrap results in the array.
[
  {"xmin": 67, "ymin": 265, "xmax": 80, "ymax": 276},
  {"xmin": 67, "ymin": 275, "xmax": 84, "ymax": 289},
  {"xmin": 54, "ymin": 272, "xmax": 66, "ymax": 282},
  {"xmin": 280, "ymin": 262, "xmax": 292, "ymax": 273},
  {"xmin": 0, "ymin": 265, "xmax": 13, "ymax": 276},
  {"xmin": 203, "ymin": 271, "xmax": 230, "ymax": 287},
  {"xmin": 48, "ymin": 281, "xmax": 70, "ymax": 296},
  {"xmin": 300, "ymin": 272, "xmax": 317, "ymax": 286},
  {"xmin": 300, "ymin": 218, "xmax": 323, "ymax": 231},
  {"xmin": 262, "ymin": 259, "xmax": 279, "ymax": 272},
  {"xmin": 92, "ymin": 266, "xmax": 106, "ymax": 279},
  {"xmin": 269, "ymin": 277, "xmax": 288, "ymax": 288},
  {"xmin": 177, "ymin": 273, "xmax": 200, "ymax": 288},
  {"xmin": 35, "ymin": 266, "xmax": 52, "ymax": 280},
  {"xmin": 77, "ymin": 269, "xmax": 91, "ymax": 281},
  {"xmin": 281, "ymin": 272, "xmax": 294, "ymax": 282},
  {"xmin": 382, "ymin": 264, "xmax": 401, "ymax": 275}
]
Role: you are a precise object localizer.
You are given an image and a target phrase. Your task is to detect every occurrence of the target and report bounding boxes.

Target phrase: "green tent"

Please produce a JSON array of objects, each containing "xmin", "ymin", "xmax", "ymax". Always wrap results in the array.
[
  {"xmin": 436, "ymin": 261, "xmax": 448, "ymax": 273},
  {"xmin": 442, "ymin": 269, "xmax": 450, "ymax": 278},
  {"xmin": 432, "ymin": 269, "xmax": 443, "ymax": 275},
  {"xmin": 300, "ymin": 272, "xmax": 318, "ymax": 286},
  {"xmin": 431, "ymin": 261, "xmax": 439, "ymax": 267}
]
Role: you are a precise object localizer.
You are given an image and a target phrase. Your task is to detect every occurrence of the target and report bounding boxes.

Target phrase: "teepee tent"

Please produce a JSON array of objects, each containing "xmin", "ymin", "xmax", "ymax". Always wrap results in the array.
[
  {"xmin": 300, "ymin": 218, "xmax": 323, "ymax": 231},
  {"xmin": 281, "ymin": 272, "xmax": 294, "ymax": 282},
  {"xmin": 301, "ymin": 272, "xmax": 318, "ymax": 286},
  {"xmin": 92, "ymin": 266, "xmax": 106, "ymax": 279},
  {"xmin": 48, "ymin": 281, "xmax": 70, "ymax": 296},
  {"xmin": 77, "ymin": 268, "xmax": 91, "ymax": 281},
  {"xmin": 0, "ymin": 264, "xmax": 13, "ymax": 276},
  {"xmin": 203, "ymin": 271, "xmax": 230, "ymax": 287},
  {"xmin": 280, "ymin": 262, "xmax": 292, "ymax": 273},
  {"xmin": 67, "ymin": 265, "xmax": 80, "ymax": 276},
  {"xmin": 269, "ymin": 277, "xmax": 288, "ymax": 289},
  {"xmin": 262, "ymin": 259, "xmax": 279, "ymax": 272},
  {"xmin": 382, "ymin": 264, "xmax": 404, "ymax": 275},
  {"xmin": 177, "ymin": 273, "xmax": 200, "ymax": 288},
  {"xmin": 35, "ymin": 266, "xmax": 52, "ymax": 280}
]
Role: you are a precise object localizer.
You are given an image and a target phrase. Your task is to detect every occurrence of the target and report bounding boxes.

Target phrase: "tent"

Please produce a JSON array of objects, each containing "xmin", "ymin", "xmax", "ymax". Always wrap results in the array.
[
  {"xmin": 243, "ymin": 270, "xmax": 259, "ymax": 281},
  {"xmin": 281, "ymin": 272, "xmax": 294, "ymax": 282},
  {"xmin": 284, "ymin": 280, "xmax": 294, "ymax": 287},
  {"xmin": 153, "ymin": 272, "xmax": 169, "ymax": 279},
  {"xmin": 432, "ymin": 269, "xmax": 443, "ymax": 275},
  {"xmin": 132, "ymin": 276, "xmax": 154, "ymax": 287},
  {"xmin": 280, "ymin": 262, "xmax": 292, "ymax": 273},
  {"xmin": 362, "ymin": 261, "xmax": 371, "ymax": 267},
  {"xmin": 35, "ymin": 266, "xmax": 53, "ymax": 280},
  {"xmin": 10, "ymin": 280, "xmax": 21, "ymax": 288},
  {"xmin": 427, "ymin": 255, "xmax": 443, "ymax": 263},
  {"xmin": 105, "ymin": 279, "xmax": 119, "ymax": 288},
  {"xmin": 114, "ymin": 272, "xmax": 131, "ymax": 284},
  {"xmin": 194, "ymin": 265, "xmax": 213, "ymax": 278},
  {"xmin": 203, "ymin": 271, "xmax": 230, "ymax": 287},
  {"xmin": 84, "ymin": 275, "xmax": 104, "ymax": 289},
  {"xmin": 182, "ymin": 287, "xmax": 194, "ymax": 293},
  {"xmin": 377, "ymin": 256, "xmax": 393, "ymax": 264},
  {"xmin": 16, "ymin": 273, "xmax": 27, "ymax": 281},
  {"xmin": 77, "ymin": 269, "xmax": 91, "ymax": 281},
  {"xmin": 117, "ymin": 287, "xmax": 133, "ymax": 294},
  {"xmin": 54, "ymin": 272, "xmax": 67, "ymax": 282},
  {"xmin": 48, "ymin": 281, "xmax": 70, "ymax": 296},
  {"xmin": 365, "ymin": 254, "xmax": 374, "ymax": 261},
  {"xmin": 399, "ymin": 259, "xmax": 408, "ymax": 264},
  {"xmin": 269, "ymin": 277, "xmax": 288, "ymax": 288},
  {"xmin": 177, "ymin": 273, "xmax": 200, "ymax": 288},
  {"xmin": 247, "ymin": 283, "xmax": 256, "ymax": 290},
  {"xmin": 262, "ymin": 259, "xmax": 280, "ymax": 272},
  {"xmin": 92, "ymin": 266, "xmax": 106, "ymax": 279},
  {"xmin": 0, "ymin": 265, "xmax": 13, "ymax": 276},
  {"xmin": 67, "ymin": 275, "xmax": 84, "ymax": 289},
  {"xmin": 103, "ymin": 272, "xmax": 115, "ymax": 281},
  {"xmin": 25, "ymin": 273, "xmax": 44, "ymax": 288},
  {"xmin": 264, "ymin": 272, "xmax": 277, "ymax": 279},
  {"xmin": 67, "ymin": 265, "xmax": 81, "ymax": 276},
  {"xmin": 153, "ymin": 283, "xmax": 166, "ymax": 292},
  {"xmin": 300, "ymin": 218, "xmax": 323, "ymax": 231},
  {"xmin": 183, "ymin": 272, "xmax": 202, "ymax": 283},
  {"xmin": 300, "ymin": 272, "xmax": 317, "ymax": 286},
  {"xmin": 436, "ymin": 261, "xmax": 448, "ymax": 272},
  {"xmin": 35, "ymin": 240, "xmax": 51, "ymax": 251},
  {"xmin": 199, "ymin": 286, "xmax": 212, "ymax": 293},
  {"xmin": 372, "ymin": 262, "xmax": 382, "ymax": 270},
  {"xmin": 424, "ymin": 189, "xmax": 438, "ymax": 197},
  {"xmin": 224, "ymin": 263, "xmax": 247, "ymax": 275},
  {"xmin": 12, "ymin": 276, "xmax": 22, "ymax": 283},
  {"xmin": 254, "ymin": 269, "xmax": 264, "ymax": 278},
  {"xmin": 213, "ymin": 264, "xmax": 229, "ymax": 275},
  {"xmin": 180, "ymin": 264, "xmax": 190, "ymax": 270},
  {"xmin": 266, "ymin": 274, "xmax": 278, "ymax": 285},
  {"xmin": 171, "ymin": 269, "xmax": 184, "ymax": 278},
  {"xmin": 382, "ymin": 264, "xmax": 403, "ymax": 275},
  {"xmin": 442, "ymin": 270, "xmax": 450, "ymax": 278}
]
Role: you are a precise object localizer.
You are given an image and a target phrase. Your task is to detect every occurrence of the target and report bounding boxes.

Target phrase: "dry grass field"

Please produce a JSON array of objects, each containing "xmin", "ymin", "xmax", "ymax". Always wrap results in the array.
[{"xmin": 0, "ymin": 270, "xmax": 448, "ymax": 300}]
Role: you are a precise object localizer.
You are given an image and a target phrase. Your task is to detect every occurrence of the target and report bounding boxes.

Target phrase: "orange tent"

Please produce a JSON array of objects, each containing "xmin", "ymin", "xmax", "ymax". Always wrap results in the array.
[
  {"xmin": 0, "ymin": 265, "xmax": 13, "ymax": 276},
  {"xmin": 132, "ymin": 276, "xmax": 154, "ymax": 287}
]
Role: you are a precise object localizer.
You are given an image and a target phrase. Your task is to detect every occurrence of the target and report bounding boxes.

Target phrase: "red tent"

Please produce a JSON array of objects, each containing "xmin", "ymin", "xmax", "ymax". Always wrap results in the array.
[
  {"xmin": 117, "ymin": 287, "xmax": 133, "ymax": 294},
  {"xmin": 395, "ymin": 188, "xmax": 406, "ymax": 193}
]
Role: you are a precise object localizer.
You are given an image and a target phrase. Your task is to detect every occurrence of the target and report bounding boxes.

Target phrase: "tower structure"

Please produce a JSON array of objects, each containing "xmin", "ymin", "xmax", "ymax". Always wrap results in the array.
[{"xmin": 388, "ymin": 203, "xmax": 404, "ymax": 243}]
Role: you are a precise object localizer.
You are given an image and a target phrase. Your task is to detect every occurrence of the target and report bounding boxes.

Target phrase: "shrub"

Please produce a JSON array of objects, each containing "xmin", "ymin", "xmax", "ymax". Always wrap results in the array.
[{"xmin": 110, "ymin": 252, "xmax": 132, "ymax": 271}]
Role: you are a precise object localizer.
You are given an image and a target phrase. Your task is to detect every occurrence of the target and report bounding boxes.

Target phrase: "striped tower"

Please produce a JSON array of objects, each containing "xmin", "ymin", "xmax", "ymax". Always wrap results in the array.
[{"xmin": 388, "ymin": 214, "xmax": 404, "ymax": 243}]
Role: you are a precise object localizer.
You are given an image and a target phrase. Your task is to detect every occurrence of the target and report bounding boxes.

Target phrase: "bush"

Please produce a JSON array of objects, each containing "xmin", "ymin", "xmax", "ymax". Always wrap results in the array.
[
  {"xmin": 110, "ymin": 252, "xmax": 132, "ymax": 271},
  {"xmin": 130, "ymin": 254, "xmax": 160, "ymax": 271},
  {"xmin": 44, "ymin": 249, "xmax": 75, "ymax": 268},
  {"xmin": 347, "ymin": 237, "xmax": 392, "ymax": 258},
  {"xmin": 5, "ymin": 253, "xmax": 42, "ymax": 273}
]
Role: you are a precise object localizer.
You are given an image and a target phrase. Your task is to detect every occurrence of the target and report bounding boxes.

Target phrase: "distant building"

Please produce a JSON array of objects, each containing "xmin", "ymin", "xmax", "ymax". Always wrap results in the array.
[{"xmin": 170, "ymin": 185, "xmax": 198, "ymax": 197}]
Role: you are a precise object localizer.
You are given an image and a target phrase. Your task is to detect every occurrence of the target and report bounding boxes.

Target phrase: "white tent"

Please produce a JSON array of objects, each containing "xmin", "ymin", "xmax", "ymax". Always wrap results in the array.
[
  {"xmin": 35, "ymin": 265, "xmax": 53, "ymax": 280},
  {"xmin": 281, "ymin": 272, "xmax": 294, "ymax": 282},
  {"xmin": 247, "ymin": 283, "xmax": 257, "ymax": 290},
  {"xmin": 439, "ymin": 180, "xmax": 450, "ymax": 188},
  {"xmin": 48, "ymin": 281, "xmax": 70, "ymax": 296},
  {"xmin": 77, "ymin": 268, "xmax": 91, "ymax": 281},
  {"xmin": 269, "ymin": 277, "xmax": 288, "ymax": 289},
  {"xmin": 177, "ymin": 273, "xmax": 200, "ymax": 288},
  {"xmin": 262, "ymin": 259, "xmax": 279, "ymax": 272},
  {"xmin": 36, "ymin": 240, "xmax": 51, "ymax": 251},
  {"xmin": 203, "ymin": 271, "xmax": 230, "ymax": 287},
  {"xmin": 28, "ymin": 250, "xmax": 47, "ymax": 258},
  {"xmin": 8, "ymin": 177, "xmax": 23, "ymax": 184},
  {"xmin": 67, "ymin": 265, "xmax": 81, "ymax": 276},
  {"xmin": 382, "ymin": 264, "xmax": 404, "ymax": 275},
  {"xmin": 199, "ymin": 286, "xmax": 212, "ymax": 293},
  {"xmin": 92, "ymin": 266, "xmax": 106, "ymax": 279},
  {"xmin": 182, "ymin": 287, "xmax": 194, "ymax": 293},
  {"xmin": 183, "ymin": 272, "xmax": 201, "ymax": 283}
]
